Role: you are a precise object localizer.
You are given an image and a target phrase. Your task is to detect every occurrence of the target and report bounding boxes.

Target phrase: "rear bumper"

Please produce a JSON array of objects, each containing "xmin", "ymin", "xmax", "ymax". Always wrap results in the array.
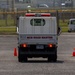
[
  {"xmin": 18, "ymin": 44, "xmax": 57, "ymax": 57},
  {"xmin": 19, "ymin": 52, "xmax": 56, "ymax": 57}
]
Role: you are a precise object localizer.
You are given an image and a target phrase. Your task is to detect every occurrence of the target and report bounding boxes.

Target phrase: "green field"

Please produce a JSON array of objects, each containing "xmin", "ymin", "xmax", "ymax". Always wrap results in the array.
[
  {"xmin": 0, "ymin": 19, "xmax": 15, "ymax": 27},
  {"xmin": 0, "ymin": 27, "xmax": 16, "ymax": 35},
  {"xmin": 0, "ymin": 19, "xmax": 68, "ymax": 34},
  {"xmin": 59, "ymin": 20, "xmax": 68, "ymax": 32}
]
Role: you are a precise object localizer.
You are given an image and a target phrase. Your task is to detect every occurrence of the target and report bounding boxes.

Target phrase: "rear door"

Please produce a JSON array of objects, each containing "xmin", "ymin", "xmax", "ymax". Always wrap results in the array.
[
  {"xmin": 19, "ymin": 17, "xmax": 57, "ymax": 34},
  {"xmin": 19, "ymin": 17, "xmax": 57, "ymax": 44}
]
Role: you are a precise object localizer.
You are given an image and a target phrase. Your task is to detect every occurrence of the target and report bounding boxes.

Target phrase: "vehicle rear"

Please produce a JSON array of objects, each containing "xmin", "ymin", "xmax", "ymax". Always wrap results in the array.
[{"xmin": 18, "ymin": 13, "xmax": 58, "ymax": 62}]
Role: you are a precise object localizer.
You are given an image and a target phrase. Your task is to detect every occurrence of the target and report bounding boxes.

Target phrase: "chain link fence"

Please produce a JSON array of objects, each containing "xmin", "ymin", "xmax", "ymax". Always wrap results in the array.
[{"xmin": 0, "ymin": 8, "xmax": 75, "ymax": 34}]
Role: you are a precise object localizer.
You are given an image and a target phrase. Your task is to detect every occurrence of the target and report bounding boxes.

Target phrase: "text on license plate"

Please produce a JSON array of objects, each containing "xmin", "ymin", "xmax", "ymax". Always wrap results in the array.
[{"xmin": 36, "ymin": 45, "xmax": 44, "ymax": 49}]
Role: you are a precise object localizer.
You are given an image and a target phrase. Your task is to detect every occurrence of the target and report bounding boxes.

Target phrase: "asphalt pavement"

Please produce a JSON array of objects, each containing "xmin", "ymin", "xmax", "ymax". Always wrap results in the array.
[{"xmin": 0, "ymin": 33, "xmax": 75, "ymax": 75}]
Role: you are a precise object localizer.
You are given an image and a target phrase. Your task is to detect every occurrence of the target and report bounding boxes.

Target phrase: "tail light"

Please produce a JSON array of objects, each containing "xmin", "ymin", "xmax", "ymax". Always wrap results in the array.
[
  {"xmin": 41, "ymin": 13, "xmax": 51, "ymax": 17},
  {"xmin": 20, "ymin": 44, "xmax": 27, "ymax": 48},
  {"xmin": 48, "ymin": 44, "xmax": 53, "ymax": 48},
  {"xmin": 25, "ymin": 13, "xmax": 51, "ymax": 17},
  {"xmin": 25, "ymin": 13, "xmax": 35, "ymax": 17}
]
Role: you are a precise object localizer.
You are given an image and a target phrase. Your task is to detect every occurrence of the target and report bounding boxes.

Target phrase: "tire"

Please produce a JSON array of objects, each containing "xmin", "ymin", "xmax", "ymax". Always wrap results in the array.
[
  {"xmin": 53, "ymin": 59, "xmax": 57, "ymax": 62},
  {"xmin": 18, "ymin": 48, "xmax": 27, "ymax": 62},
  {"xmin": 48, "ymin": 48, "xmax": 57, "ymax": 62},
  {"xmin": 53, "ymin": 49, "xmax": 57, "ymax": 62},
  {"xmin": 48, "ymin": 57, "xmax": 52, "ymax": 62},
  {"xmin": 18, "ymin": 54, "xmax": 27, "ymax": 62},
  {"xmin": 24, "ymin": 56, "xmax": 27, "ymax": 62},
  {"xmin": 48, "ymin": 55, "xmax": 57, "ymax": 62},
  {"xmin": 18, "ymin": 54, "xmax": 22, "ymax": 62},
  {"xmin": 53, "ymin": 55, "xmax": 57, "ymax": 62}
]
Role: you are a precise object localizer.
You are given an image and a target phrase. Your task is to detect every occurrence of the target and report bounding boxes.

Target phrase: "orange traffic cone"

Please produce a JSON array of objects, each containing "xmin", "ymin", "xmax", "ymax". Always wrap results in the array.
[
  {"xmin": 74, "ymin": 48, "xmax": 75, "ymax": 50},
  {"xmin": 73, "ymin": 52, "xmax": 75, "ymax": 56},
  {"xmin": 72, "ymin": 48, "xmax": 75, "ymax": 56},
  {"xmin": 14, "ymin": 48, "xmax": 17, "ymax": 56}
]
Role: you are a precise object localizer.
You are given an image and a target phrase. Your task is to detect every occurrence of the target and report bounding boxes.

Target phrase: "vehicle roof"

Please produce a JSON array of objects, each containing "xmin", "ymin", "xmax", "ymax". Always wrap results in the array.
[{"xmin": 38, "ymin": 4, "xmax": 49, "ymax": 8}]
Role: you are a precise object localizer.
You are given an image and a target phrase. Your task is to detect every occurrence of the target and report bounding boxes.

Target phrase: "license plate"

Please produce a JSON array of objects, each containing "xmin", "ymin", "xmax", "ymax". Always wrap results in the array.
[{"xmin": 36, "ymin": 45, "xmax": 44, "ymax": 49}]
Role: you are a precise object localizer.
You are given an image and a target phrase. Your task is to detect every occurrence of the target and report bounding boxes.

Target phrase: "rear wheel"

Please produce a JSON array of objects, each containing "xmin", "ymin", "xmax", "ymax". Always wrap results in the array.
[
  {"xmin": 52, "ymin": 55, "xmax": 57, "ymax": 62},
  {"xmin": 48, "ymin": 55, "xmax": 57, "ymax": 62},
  {"xmin": 18, "ymin": 55, "xmax": 22, "ymax": 62},
  {"xmin": 18, "ymin": 54, "xmax": 27, "ymax": 62},
  {"xmin": 18, "ymin": 48, "xmax": 27, "ymax": 62},
  {"xmin": 48, "ymin": 48, "xmax": 57, "ymax": 62},
  {"xmin": 48, "ymin": 57, "xmax": 52, "ymax": 62}
]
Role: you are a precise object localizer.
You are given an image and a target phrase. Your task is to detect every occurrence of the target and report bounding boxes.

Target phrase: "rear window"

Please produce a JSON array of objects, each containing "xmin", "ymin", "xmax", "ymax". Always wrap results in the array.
[
  {"xmin": 71, "ymin": 20, "xmax": 75, "ymax": 25},
  {"xmin": 30, "ymin": 19, "xmax": 45, "ymax": 26}
]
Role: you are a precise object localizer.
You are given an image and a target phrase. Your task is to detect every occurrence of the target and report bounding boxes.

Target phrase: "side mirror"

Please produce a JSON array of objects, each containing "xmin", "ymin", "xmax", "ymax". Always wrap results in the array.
[{"xmin": 57, "ymin": 27, "xmax": 61, "ymax": 36}]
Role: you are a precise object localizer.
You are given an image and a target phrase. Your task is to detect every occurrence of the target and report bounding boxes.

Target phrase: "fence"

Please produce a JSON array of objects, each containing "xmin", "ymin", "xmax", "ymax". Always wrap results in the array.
[{"xmin": 0, "ymin": 8, "xmax": 75, "ymax": 34}]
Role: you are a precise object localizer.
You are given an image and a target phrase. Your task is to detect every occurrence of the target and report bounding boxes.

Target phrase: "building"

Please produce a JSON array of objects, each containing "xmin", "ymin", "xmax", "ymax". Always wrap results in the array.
[
  {"xmin": 0, "ymin": 0, "xmax": 75, "ymax": 10},
  {"xmin": 0, "ymin": 0, "xmax": 9, "ymax": 9},
  {"xmin": 14, "ymin": 0, "xmax": 60, "ymax": 8},
  {"xmin": 73, "ymin": 0, "xmax": 75, "ymax": 7},
  {"xmin": 14, "ymin": 0, "xmax": 74, "ymax": 8},
  {"xmin": 0, "ymin": 0, "xmax": 12, "ymax": 10}
]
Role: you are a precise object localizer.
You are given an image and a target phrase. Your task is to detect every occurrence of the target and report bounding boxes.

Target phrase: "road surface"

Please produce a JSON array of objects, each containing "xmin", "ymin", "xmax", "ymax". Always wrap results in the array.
[{"xmin": 0, "ymin": 33, "xmax": 75, "ymax": 75}]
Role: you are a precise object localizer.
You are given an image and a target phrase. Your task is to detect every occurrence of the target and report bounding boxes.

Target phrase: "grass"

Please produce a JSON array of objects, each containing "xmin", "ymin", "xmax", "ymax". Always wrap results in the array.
[
  {"xmin": 59, "ymin": 20, "xmax": 68, "ymax": 27},
  {"xmin": 0, "ymin": 27, "xmax": 17, "ymax": 35},
  {"xmin": 59, "ymin": 20, "xmax": 68, "ymax": 32},
  {"xmin": 61, "ymin": 27, "xmax": 68, "ymax": 32},
  {"xmin": 0, "ymin": 19, "xmax": 15, "ymax": 27},
  {"xmin": 0, "ymin": 19, "xmax": 69, "ymax": 34},
  {"xmin": 0, "ymin": 18, "xmax": 17, "ymax": 34}
]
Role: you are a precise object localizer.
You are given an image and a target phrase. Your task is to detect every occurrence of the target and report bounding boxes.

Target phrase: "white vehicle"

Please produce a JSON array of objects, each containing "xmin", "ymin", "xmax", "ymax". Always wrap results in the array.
[
  {"xmin": 38, "ymin": 4, "xmax": 49, "ymax": 8},
  {"xmin": 68, "ymin": 19, "xmax": 75, "ymax": 32},
  {"xmin": 17, "ymin": 13, "xmax": 59, "ymax": 62}
]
